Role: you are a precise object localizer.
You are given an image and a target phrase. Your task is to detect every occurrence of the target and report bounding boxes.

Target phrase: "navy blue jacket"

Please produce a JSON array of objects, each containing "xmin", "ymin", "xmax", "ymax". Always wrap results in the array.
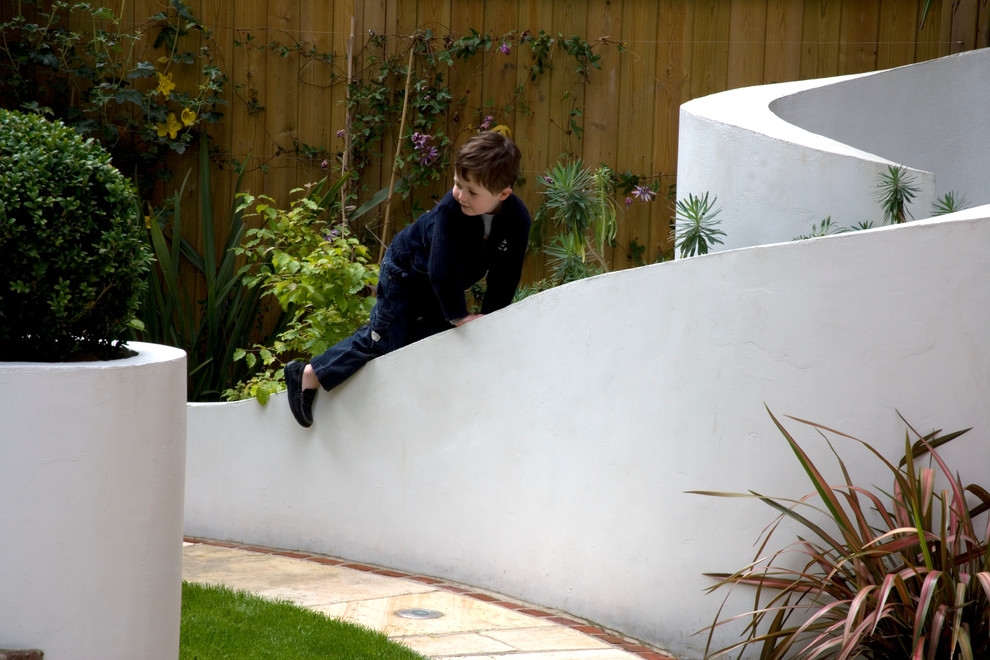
[{"xmin": 386, "ymin": 190, "xmax": 531, "ymax": 322}]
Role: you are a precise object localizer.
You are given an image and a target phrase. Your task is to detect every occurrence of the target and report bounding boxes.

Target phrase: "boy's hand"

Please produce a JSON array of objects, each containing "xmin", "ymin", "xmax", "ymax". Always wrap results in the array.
[{"xmin": 453, "ymin": 314, "xmax": 485, "ymax": 326}]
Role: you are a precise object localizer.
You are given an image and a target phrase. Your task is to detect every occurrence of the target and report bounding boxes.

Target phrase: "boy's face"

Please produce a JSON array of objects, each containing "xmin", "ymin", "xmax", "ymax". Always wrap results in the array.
[{"xmin": 452, "ymin": 174, "xmax": 511, "ymax": 216}]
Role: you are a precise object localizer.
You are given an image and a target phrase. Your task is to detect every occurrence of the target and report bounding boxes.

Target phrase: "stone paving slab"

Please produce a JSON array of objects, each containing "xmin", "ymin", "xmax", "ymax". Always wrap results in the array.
[{"xmin": 182, "ymin": 539, "xmax": 678, "ymax": 660}]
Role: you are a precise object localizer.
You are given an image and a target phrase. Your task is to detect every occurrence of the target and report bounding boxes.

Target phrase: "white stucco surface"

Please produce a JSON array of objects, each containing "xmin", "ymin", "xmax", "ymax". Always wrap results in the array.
[
  {"xmin": 185, "ymin": 50, "xmax": 990, "ymax": 659},
  {"xmin": 0, "ymin": 342, "xmax": 187, "ymax": 660},
  {"xmin": 677, "ymin": 48, "xmax": 990, "ymax": 252},
  {"xmin": 186, "ymin": 210, "xmax": 990, "ymax": 658}
]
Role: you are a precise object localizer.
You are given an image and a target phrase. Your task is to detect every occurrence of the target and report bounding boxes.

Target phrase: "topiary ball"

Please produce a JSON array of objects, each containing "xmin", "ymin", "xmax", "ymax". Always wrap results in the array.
[{"xmin": 0, "ymin": 109, "xmax": 152, "ymax": 361}]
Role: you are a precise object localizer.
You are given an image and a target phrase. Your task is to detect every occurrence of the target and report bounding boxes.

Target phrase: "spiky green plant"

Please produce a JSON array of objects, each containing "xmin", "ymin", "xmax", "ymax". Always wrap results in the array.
[
  {"xmin": 694, "ymin": 409, "xmax": 990, "ymax": 660},
  {"xmin": 878, "ymin": 166, "xmax": 920, "ymax": 224},
  {"xmin": 533, "ymin": 159, "xmax": 618, "ymax": 283},
  {"xmin": 931, "ymin": 191, "xmax": 969, "ymax": 217},
  {"xmin": 135, "ymin": 133, "xmax": 283, "ymax": 401},
  {"xmin": 673, "ymin": 192, "xmax": 725, "ymax": 258},
  {"xmin": 793, "ymin": 217, "xmax": 840, "ymax": 241}
]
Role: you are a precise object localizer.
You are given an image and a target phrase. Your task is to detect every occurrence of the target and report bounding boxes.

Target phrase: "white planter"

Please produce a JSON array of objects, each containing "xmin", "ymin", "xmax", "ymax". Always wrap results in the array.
[{"xmin": 0, "ymin": 342, "xmax": 187, "ymax": 660}]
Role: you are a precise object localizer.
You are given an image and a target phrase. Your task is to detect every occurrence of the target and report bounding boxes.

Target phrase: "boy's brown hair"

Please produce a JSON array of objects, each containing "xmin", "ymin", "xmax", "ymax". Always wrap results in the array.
[{"xmin": 455, "ymin": 131, "xmax": 521, "ymax": 193}]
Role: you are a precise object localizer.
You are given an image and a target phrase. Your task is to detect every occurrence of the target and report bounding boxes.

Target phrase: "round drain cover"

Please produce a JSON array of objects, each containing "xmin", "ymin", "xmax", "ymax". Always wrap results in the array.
[{"xmin": 394, "ymin": 608, "xmax": 444, "ymax": 619}]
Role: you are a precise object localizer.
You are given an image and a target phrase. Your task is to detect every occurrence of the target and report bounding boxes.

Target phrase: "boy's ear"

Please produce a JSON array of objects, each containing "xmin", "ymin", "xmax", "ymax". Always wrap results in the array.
[{"xmin": 497, "ymin": 187, "xmax": 512, "ymax": 201}]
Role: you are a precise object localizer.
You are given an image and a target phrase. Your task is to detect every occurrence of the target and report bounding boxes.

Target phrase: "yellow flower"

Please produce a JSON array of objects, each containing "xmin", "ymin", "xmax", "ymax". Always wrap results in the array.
[
  {"xmin": 156, "ymin": 72, "xmax": 176, "ymax": 97},
  {"xmin": 156, "ymin": 112, "xmax": 182, "ymax": 139},
  {"xmin": 180, "ymin": 107, "xmax": 197, "ymax": 126},
  {"xmin": 490, "ymin": 124, "xmax": 512, "ymax": 138}
]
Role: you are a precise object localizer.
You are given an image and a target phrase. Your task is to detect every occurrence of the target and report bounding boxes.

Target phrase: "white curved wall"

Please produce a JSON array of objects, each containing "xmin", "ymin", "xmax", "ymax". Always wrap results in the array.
[
  {"xmin": 186, "ymin": 210, "xmax": 990, "ymax": 659},
  {"xmin": 771, "ymin": 49, "xmax": 990, "ymax": 206},
  {"xmin": 0, "ymin": 343, "xmax": 187, "ymax": 660},
  {"xmin": 185, "ymin": 51, "xmax": 990, "ymax": 659},
  {"xmin": 677, "ymin": 48, "xmax": 990, "ymax": 252}
]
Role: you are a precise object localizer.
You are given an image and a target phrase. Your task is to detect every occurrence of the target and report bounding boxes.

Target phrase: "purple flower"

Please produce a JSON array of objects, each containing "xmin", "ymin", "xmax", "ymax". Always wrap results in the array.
[
  {"xmin": 625, "ymin": 196, "xmax": 633, "ymax": 208},
  {"xmin": 544, "ymin": 176, "xmax": 554, "ymax": 185},
  {"xmin": 336, "ymin": 129, "xmax": 345, "ymax": 138},
  {"xmin": 320, "ymin": 159, "xmax": 329, "ymax": 171},
  {"xmin": 632, "ymin": 185, "xmax": 656, "ymax": 203},
  {"xmin": 499, "ymin": 41, "xmax": 511, "ymax": 55},
  {"xmin": 411, "ymin": 132, "xmax": 432, "ymax": 150},
  {"xmin": 480, "ymin": 115, "xmax": 494, "ymax": 130},
  {"xmin": 418, "ymin": 146, "xmax": 439, "ymax": 165}
]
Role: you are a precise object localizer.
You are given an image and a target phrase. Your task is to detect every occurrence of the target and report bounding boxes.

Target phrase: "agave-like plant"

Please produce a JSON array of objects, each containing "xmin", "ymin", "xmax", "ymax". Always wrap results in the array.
[
  {"xmin": 534, "ymin": 159, "xmax": 618, "ymax": 280},
  {"xmin": 877, "ymin": 165, "xmax": 920, "ymax": 224},
  {"xmin": 673, "ymin": 192, "xmax": 725, "ymax": 258},
  {"xmin": 931, "ymin": 191, "xmax": 969, "ymax": 217},
  {"xmin": 694, "ymin": 408, "xmax": 990, "ymax": 660}
]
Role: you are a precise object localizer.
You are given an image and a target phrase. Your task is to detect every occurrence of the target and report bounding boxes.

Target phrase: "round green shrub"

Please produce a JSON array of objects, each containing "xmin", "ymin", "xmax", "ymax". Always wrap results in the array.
[{"xmin": 0, "ymin": 109, "xmax": 152, "ymax": 361}]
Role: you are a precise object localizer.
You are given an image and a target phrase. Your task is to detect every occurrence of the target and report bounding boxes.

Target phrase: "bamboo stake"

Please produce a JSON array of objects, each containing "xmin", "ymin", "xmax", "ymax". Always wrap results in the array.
[
  {"xmin": 378, "ymin": 42, "xmax": 415, "ymax": 263},
  {"xmin": 340, "ymin": 15, "xmax": 354, "ymax": 226}
]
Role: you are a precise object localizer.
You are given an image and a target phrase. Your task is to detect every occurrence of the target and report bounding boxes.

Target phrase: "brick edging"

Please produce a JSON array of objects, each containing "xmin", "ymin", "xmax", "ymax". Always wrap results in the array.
[{"xmin": 184, "ymin": 537, "xmax": 677, "ymax": 660}]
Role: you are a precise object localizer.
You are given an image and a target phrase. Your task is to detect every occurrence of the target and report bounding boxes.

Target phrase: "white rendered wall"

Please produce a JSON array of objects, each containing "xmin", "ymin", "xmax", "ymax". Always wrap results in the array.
[
  {"xmin": 0, "ymin": 343, "xmax": 187, "ymax": 660},
  {"xmin": 770, "ymin": 49, "xmax": 990, "ymax": 206},
  {"xmin": 185, "ymin": 51, "xmax": 990, "ymax": 658},
  {"xmin": 185, "ymin": 210, "xmax": 990, "ymax": 659},
  {"xmin": 677, "ymin": 49, "xmax": 990, "ymax": 252}
]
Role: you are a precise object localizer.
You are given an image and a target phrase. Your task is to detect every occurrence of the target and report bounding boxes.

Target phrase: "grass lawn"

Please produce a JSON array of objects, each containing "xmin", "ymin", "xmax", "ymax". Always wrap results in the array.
[{"xmin": 181, "ymin": 581, "xmax": 428, "ymax": 660}]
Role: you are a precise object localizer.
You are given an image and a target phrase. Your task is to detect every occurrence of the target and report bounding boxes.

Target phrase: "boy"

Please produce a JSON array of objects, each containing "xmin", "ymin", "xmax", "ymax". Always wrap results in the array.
[{"xmin": 284, "ymin": 130, "xmax": 531, "ymax": 427}]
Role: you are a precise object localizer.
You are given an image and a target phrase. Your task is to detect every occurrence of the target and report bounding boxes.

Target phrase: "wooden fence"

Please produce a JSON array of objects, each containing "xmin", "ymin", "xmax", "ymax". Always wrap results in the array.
[{"xmin": 5, "ymin": 0, "xmax": 988, "ymax": 284}]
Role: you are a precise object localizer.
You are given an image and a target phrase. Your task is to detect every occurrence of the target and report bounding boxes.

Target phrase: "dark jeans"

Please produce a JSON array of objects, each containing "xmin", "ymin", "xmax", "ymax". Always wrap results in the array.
[{"xmin": 309, "ymin": 255, "xmax": 450, "ymax": 391}]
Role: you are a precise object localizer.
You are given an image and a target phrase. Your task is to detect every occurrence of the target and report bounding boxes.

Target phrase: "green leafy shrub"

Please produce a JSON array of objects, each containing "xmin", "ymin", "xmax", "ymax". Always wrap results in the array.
[
  {"xmin": 223, "ymin": 182, "xmax": 379, "ymax": 403},
  {"xmin": 0, "ymin": 109, "xmax": 151, "ymax": 361},
  {"xmin": 695, "ymin": 409, "xmax": 990, "ymax": 660}
]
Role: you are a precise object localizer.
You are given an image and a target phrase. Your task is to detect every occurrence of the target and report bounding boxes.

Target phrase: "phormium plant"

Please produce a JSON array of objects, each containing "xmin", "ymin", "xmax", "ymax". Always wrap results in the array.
[
  {"xmin": 0, "ymin": 109, "xmax": 152, "ymax": 361},
  {"xmin": 694, "ymin": 408, "xmax": 990, "ymax": 660},
  {"xmin": 134, "ymin": 133, "xmax": 284, "ymax": 401}
]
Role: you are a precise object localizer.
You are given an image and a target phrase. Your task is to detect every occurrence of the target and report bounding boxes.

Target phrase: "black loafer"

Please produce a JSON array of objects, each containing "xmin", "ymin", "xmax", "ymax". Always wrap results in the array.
[{"xmin": 285, "ymin": 361, "xmax": 315, "ymax": 428}]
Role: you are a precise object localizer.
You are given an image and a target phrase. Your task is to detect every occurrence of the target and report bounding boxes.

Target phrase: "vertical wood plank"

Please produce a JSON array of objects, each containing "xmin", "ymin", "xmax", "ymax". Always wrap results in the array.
[
  {"xmin": 198, "ymin": 0, "xmax": 237, "ymax": 248},
  {"xmin": 800, "ymin": 0, "xmax": 841, "ymax": 78},
  {"xmin": 613, "ymin": 0, "xmax": 658, "ymax": 270},
  {"xmin": 651, "ymin": 0, "xmax": 689, "ymax": 262},
  {"xmin": 447, "ymin": 0, "xmax": 485, "ymax": 144},
  {"xmin": 229, "ymin": 0, "xmax": 269, "ymax": 204},
  {"xmin": 514, "ymin": 0, "xmax": 556, "ymax": 284},
  {"xmin": 938, "ymin": 0, "xmax": 954, "ymax": 56},
  {"xmin": 764, "ymin": 0, "xmax": 804, "ymax": 82},
  {"xmin": 580, "ymin": 0, "xmax": 619, "ymax": 265},
  {"xmin": 548, "ymin": 0, "xmax": 587, "ymax": 161},
  {"xmin": 838, "ymin": 0, "xmax": 879, "ymax": 74},
  {"xmin": 297, "ymin": 0, "xmax": 335, "ymax": 188},
  {"xmin": 688, "ymin": 0, "xmax": 732, "ymax": 100},
  {"xmin": 914, "ymin": 0, "xmax": 944, "ymax": 61},
  {"xmin": 950, "ymin": 0, "xmax": 979, "ymax": 52},
  {"xmin": 418, "ymin": 0, "xmax": 450, "ymax": 33},
  {"xmin": 727, "ymin": 0, "xmax": 768, "ymax": 90},
  {"xmin": 264, "ymin": 0, "xmax": 300, "ymax": 207},
  {"xmin": 483, "ymin": 0, "xmax": 519, "ymax": 136},
  {"xmin": 582, "ymin": 0, "xmax": 620, "ymax": 168},
  {"xmin": 331, "ymin": 0, "xmax": 356, "ymax": 197},
  {"xmin": 978, "ymin": 0, "xmax": 990, "ymax": 48},
  {"xmin": 877, "ymin": 0, "xmax": 919, "ymax": 69}
]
